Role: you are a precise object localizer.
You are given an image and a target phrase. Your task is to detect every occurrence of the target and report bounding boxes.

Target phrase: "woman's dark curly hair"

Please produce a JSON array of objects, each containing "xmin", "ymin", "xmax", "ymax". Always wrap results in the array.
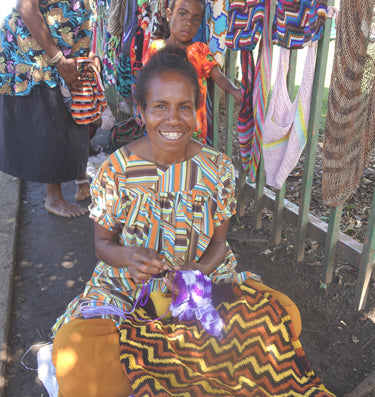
[{"xmin": 134, "ymin": 46, "xmax": 201, "ymax": 111}]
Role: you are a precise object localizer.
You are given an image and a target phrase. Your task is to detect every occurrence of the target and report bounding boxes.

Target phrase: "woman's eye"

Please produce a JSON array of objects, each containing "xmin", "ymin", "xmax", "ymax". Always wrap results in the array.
[{"xmin": 194, "ymin": 17, "xmax": 201, "ymax": 24}]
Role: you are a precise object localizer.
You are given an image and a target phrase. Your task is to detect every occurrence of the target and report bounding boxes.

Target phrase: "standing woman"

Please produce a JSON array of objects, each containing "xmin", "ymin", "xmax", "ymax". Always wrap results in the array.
[{"xmin": 0, "ymin": 0, "xmax": 98, "ymax": 217}]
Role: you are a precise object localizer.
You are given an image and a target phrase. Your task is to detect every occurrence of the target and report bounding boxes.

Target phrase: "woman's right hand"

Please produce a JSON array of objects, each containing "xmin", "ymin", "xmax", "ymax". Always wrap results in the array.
[{"xmin": 56, "ymin": 56, "xmax": 83, "ymax": 91}]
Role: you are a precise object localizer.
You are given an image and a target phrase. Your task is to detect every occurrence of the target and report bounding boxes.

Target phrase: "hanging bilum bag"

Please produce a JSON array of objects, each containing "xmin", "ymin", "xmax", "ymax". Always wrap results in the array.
[
  {"xmin": 272, "ymin": 0, "xmax": 328, "ymax": 49},
  {"xmin": 262, "ymin": 42, "xmax": 317, "ymax": 190},
  {"xmin": 322, "ymin": 0, "xmax": 375, "ymax": 207},
  {"xmin": 107, "ymin": 0, "xmax": 127, "ymax": 37},
  {"xmin": 70, "ymin": 58, "xmax": 107, "ymax": 125}
]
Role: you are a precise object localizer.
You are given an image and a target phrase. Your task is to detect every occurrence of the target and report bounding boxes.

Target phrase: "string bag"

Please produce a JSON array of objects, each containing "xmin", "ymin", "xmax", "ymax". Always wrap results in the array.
[
  {"xmin": 322, "ymin": 0, "xmax": 375, "ymax": 207},
  {"xmin": 69, "ymin": 58, "xmax": 108, "ymax": 125},
  {"xmin": 272, "ymin": 0, "xmax": 328, "ymax": 49},
  {"xmin": 262, "ymin": 42, "xmax": 317, "ymax": 189}
]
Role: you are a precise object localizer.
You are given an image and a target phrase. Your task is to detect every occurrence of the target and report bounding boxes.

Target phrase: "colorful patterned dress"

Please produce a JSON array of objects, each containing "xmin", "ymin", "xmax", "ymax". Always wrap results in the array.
[
  {"xmin": 52, "ymin": 144, "xmax": 260, "ymax": 334},
  {"xmin": 143, "ymin": 40, "xmax": 218, "ymax": 143},
  {"xmin": 0, "ymin": 0, "xmax": 96, "ymax": 183},
  {"xmin": 0, "ymin": 0, "xmax": 97, "ymax": 96}
]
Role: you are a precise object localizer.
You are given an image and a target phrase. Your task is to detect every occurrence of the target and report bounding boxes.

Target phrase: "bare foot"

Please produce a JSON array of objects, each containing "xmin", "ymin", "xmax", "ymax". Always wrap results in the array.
[
  {"xmin": 45, "ymin": 198, "xmax": 89, "ymax": 218},
  {"xmin": 74, "ymin": 179, "xmax": 91, "ymax": 202}
]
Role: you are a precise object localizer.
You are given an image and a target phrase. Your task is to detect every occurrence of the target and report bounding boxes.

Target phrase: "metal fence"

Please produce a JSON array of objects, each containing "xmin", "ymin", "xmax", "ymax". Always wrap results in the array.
[{"xmin": 211, "ymin": 6, "xmax": 375, "ymax": 311}]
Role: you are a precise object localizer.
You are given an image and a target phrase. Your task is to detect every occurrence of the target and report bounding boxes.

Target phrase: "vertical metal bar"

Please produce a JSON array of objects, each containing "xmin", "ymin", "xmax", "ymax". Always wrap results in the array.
[
  {"xmin": 323, "ymin": 205, "xmax": 343, "ymax": 284},
  {"xmin": 272, "ymin": 50, "xmax": 297, "ymax": 245},
  {"xmin": 237, "ymin": 167, "xmax": 247, "ymax": 217},
  {"xmin": 354, "ymin": 189, "xmax": 375, "ymax": 310},
  {"xmin": 225, "ymin": 50, "xmax": 237, "ymax": 157},
  {"xmin": 294, "ymin": 10, "xmax": 333, "ymax": 262},
  {"xmin": 212, "ymin": 81, "xmax": 220, "ymax": 149},
  {"xmin": 255, "ymin": 156, "xmax": 265, "ymax": 229}
]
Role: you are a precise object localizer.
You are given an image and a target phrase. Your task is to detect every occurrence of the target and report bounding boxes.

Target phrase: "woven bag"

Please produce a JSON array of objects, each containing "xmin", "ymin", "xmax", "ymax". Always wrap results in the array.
[
  {"xmin": 70, "ymin": 58, "xmax": 107, "ymax": 125},
  {"xmin": 272, "ymin": 0, "xmax": 327, "ymax": 49},
  {"xmin": 262, "ymin": 42, "xmax": 317, "ymax": 189}
]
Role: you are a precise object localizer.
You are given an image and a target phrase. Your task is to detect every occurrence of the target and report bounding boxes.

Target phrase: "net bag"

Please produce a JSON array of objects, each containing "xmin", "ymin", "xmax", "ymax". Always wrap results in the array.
[{"xmin": 322, "ymin": 0, "xmax": 375, "ymax": 207}]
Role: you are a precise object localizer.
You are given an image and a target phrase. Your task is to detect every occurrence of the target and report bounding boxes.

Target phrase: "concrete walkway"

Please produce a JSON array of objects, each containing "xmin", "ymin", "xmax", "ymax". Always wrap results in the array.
[{"xmin": 0, "ymin": 172, "xmax": 21, "ymax": 396}]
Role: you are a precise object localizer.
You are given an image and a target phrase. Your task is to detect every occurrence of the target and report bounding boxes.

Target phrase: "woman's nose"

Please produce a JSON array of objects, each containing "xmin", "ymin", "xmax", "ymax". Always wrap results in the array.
[{"xmin": 168, "ymin": 107, "xmax": 180, "ymax": 123}]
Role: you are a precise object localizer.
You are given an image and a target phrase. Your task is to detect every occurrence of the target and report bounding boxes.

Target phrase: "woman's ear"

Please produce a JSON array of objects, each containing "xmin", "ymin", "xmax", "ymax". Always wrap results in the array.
[{"xmin": 166, "ymin": 7, "xmax": 172, "ymax": 22}]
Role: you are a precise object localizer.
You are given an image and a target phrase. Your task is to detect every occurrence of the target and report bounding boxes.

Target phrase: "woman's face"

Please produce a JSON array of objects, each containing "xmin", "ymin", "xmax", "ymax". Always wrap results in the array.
[
  {"xmin": 141, "ymin": 71, "xmax": 197, "ymax": 160},
  {"xmin": 167, "ymin": 0, "xmax": 204, "ymax": 45}
]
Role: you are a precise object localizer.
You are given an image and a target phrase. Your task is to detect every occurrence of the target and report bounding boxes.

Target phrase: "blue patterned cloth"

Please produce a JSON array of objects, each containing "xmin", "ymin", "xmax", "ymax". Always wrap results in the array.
[{"xmin": 0, "ymin": 0, "xmax": 96, "ymax": 96}]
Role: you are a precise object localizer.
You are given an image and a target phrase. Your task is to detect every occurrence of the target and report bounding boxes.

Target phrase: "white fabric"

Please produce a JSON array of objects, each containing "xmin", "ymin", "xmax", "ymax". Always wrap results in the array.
[
  {"xmin": 262, "ymin": 42, "xmax": 317, "ymax": 189},
  {"xmin": 37, "ymin": 343, "xmax": 59, "ymax": 397}
]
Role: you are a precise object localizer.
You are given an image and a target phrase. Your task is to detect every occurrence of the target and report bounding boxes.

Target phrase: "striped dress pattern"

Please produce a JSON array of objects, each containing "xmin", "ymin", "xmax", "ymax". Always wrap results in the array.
[{"xmin": 51, "ymin": 145, "xmax": 260, "ymax": 335}]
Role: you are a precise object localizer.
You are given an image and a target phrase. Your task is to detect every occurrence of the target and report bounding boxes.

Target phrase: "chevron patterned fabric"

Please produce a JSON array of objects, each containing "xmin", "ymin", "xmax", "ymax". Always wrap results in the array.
[
  {"xmin": 272, "ymin": 0, "xmax": 328, "ymax": 49},
  {"xmin": 119, "ymin": 280, "xmax": 335, "ymax": 396}
]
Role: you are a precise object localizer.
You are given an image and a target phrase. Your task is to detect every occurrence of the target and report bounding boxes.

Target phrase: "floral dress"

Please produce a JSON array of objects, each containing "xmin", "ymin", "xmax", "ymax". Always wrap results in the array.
[
  {"xmin": 52, "ymin": 145, "xmax": 260, "ymax": 334},
  {"xmin": 0, "ymin": 0, "xmax": 96, "ymax": 96},
  {"xmin": 143, "ymin": 40, "xmax": 218, "ymax": 144}
]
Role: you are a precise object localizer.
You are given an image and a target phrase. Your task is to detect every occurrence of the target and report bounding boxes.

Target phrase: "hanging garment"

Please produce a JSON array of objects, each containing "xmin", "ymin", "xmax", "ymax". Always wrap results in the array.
[
  {"xmin": 272, "ymin": 0, "xmax": 328, "ymax": 49},
  {"xmin": 225, "ymin": 0, "xmax": 265, "ymax": 51},
  {"xmin": 237, "ymin": 50, "xmax": 254, "ymax": 170},
  {"xmin": 248, "ymin": 0, "xmax": 272, "ymax": 180},
  {"xmin": 122, "ymin": 0, "xmax": 138, "ymax": 56},
  {"xmin": 262, "ymin": 42, "xmax": 317, "ymax": 189},
  {"xmin": 322, "ymin": 0, "xmax": 375, "ymax": 207},
  {"xmin": 206, "ymin": 0, "xmax": 230, "ymax": 67}
]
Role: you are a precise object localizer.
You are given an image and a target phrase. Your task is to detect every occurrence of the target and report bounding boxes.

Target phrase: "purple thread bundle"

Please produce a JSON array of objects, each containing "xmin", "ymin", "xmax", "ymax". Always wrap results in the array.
[
  {"xmin": 169, "ymin": 270, "xmax": 224, "ymax": 340},
  {"xmin": 80, "ymin": 270, "xmax": 224, "ymax": 339}
]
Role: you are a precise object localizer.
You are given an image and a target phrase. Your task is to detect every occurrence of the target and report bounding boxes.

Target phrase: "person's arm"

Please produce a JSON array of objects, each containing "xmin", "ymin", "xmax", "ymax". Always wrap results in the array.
[
  {"xmin": 16, "ymin": 0, "xmax": 82, "ymax": 89},
  {"xmin": 210, "ymin": 65, "xmax": 242, "ymax": 105},
  {"xmin": 93, "ymin": 222, "xmax": 169, "ymax": 284}
]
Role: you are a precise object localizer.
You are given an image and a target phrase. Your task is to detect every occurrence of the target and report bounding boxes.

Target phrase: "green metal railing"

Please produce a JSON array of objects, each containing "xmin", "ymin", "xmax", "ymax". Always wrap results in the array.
[{"xmin": 215, "ymin": 4, "xmax": 375, "ymax": 311}]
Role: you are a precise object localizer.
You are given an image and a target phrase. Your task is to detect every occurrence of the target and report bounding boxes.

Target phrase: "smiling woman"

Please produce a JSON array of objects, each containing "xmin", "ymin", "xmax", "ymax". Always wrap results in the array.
[{"xmin": 50, "ymin": 47, "xmax": 334, "ymax": 397}]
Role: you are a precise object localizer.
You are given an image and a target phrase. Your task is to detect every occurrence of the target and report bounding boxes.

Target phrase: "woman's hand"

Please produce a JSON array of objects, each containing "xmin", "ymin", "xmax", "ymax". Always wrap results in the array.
[
  {"xmin": 56, "ymin": 57, "xmax": 83, "ymax": 90},
  {"xmin": 126, "ymin": 247, "xmax": 168, "ymax": 284},
  {"xmin": 93, "ymin": 223, "xmax": 169, "ymax": 283}
]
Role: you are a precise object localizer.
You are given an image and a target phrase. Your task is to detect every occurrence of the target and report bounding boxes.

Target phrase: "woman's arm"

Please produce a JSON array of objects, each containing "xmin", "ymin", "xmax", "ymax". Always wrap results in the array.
[
  {"xmin": 210, "ymin": 65, "xmax": 242, "ymax": 105},
  {"xmin": 94, "ymin": 223, "xmax": 169, "ymax": 283},
  {"xmin": 16, "ymin": 0, "xmax": 82, "ymax": 89}
]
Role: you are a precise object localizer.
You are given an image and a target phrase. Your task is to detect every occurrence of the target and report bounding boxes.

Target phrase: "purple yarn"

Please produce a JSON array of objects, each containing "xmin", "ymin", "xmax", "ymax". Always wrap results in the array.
[
  {"xmin": 79, "ymin": 270, "xmax": 224, "ymax": 339},
  {"xmin": 169, "ymin": 270, "xmax": 224, "ymax": 339}
]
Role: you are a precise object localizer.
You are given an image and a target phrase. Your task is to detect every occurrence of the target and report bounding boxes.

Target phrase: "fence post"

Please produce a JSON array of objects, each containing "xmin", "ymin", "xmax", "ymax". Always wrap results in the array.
[
  {"xmin": 354, "ymin": 189, "xmax": 375, "ymax": 310},
  {"xmin": 294, "ymin": 8, "xmax": 333, "ymax": 262}
]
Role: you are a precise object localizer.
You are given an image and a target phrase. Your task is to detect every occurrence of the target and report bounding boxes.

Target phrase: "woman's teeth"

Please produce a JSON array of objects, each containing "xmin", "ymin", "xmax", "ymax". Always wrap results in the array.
[{"xmin": 160, "ymin": 131, "xmax": 181, "ymax": 140}]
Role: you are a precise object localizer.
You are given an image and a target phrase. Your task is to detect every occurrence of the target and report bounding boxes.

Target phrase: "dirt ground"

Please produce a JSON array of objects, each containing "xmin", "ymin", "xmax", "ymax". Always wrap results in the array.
[{"xmin": 4, "ymin": 127, "xmax": 375, "ymax": 396}]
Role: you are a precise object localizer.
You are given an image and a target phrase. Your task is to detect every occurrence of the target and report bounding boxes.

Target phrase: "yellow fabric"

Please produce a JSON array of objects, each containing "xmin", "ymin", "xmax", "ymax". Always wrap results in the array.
[
  {"xmin": 52, "ymin": 319, "xmax": 133, "ymax": 397},
  {"xmin": 247, "ymin": 278, "xmax": 302, "ymax": 337}
]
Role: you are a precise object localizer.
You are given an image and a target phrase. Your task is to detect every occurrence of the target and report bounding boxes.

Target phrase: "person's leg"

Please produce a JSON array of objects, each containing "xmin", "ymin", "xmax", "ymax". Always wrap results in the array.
[
  {"xmin": 74, "ymin": 174, "xmax": 91, "ymax": 202},
  {"xmin": 45, "ymin": 183, "xmax": 89, "ymax": 218},
  {"xmin": 53, "ymin": 319, "xmax": 133, "ymax": 397}
]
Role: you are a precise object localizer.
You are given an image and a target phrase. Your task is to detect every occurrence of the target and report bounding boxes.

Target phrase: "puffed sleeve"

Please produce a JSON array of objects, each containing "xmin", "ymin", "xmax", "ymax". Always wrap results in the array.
[
  {"xmin": 213, "ymin": 154, "xmax": 237, "ymax": 226},
  {"xmin": 89, "ymin": 159, "xmax": 127, "ymax": 233},
  {"xmin": 191, "ymin": 42, "xmax": 218, "ymax": 78}
]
